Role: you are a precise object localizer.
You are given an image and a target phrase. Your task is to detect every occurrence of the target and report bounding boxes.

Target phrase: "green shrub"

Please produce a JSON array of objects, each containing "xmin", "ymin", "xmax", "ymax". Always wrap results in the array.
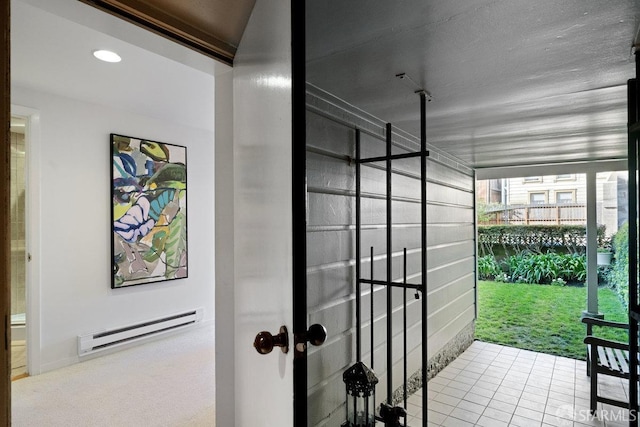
[
  {"xmin": 502, "ymin": 252, "xmax": 586, "ymax": 285},
  {"xmin": 608, "ymin": 222, "xmax": 629, "ymax": 306},
  {"xmin": 478, "ymin": 255, "xmax": 501, "ymax": 280}
]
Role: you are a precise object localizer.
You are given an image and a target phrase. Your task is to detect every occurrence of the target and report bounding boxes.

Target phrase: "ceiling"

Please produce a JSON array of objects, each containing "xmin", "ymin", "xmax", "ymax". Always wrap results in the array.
[
  {"xmin": 12, "ymin": 0, "xmax": 217, "ymax": 132},
  {"xmin": 15, "ymin": 0, "xmax": 640, "ymax": 170},
  {"xmin": 306, "ymin": 0, "xmax": 640, "ymax": 169}
]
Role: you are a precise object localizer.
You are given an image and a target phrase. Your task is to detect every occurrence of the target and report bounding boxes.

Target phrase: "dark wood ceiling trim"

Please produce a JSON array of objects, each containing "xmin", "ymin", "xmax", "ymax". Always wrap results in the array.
[{"xmin": 79, "ymin": 0, "xmax": 235, "ymax": 66}]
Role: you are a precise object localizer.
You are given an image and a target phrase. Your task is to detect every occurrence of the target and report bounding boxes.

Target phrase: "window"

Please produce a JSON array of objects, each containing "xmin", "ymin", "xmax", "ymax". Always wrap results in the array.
[
  {"xmin": 556, "ymin": 191, "xmax": 575, "ymax": 204},
  {"xmin": 529, "ymin": 192, "xmax": 547, "ymax": 205},
  {"xmin": 523, "ymin": 176, "xmax": 542, "ymax": 183},
  {"xmin": 555, "ymin": 174, "xmax": 576, "ymax": 181}
]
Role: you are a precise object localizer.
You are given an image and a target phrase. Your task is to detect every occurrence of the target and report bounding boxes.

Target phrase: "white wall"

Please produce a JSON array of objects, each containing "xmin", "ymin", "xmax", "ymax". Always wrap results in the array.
[
  {"xmin": 12, "ymin": 85, "xmax": 215, "ymax": 373},
  {"xmin": 11, "ymin": 0, "xmax": 219, "ymax": 372}
]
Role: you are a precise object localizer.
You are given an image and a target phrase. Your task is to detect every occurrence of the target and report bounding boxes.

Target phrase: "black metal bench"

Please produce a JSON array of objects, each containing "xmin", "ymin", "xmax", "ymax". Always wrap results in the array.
[{"xmin": 582, "ymin": 316, "xmax": 630, "ymax": 414}]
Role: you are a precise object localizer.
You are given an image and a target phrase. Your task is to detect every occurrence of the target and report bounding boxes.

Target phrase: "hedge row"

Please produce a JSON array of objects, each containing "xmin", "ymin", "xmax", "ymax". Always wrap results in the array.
[
  {"xmin": 478, "ymin": 225, "xmax": 607, "ymax": 258},
  {"xmin": 607, "ymin": 222, "xmax": 629, "ymax": 306}
]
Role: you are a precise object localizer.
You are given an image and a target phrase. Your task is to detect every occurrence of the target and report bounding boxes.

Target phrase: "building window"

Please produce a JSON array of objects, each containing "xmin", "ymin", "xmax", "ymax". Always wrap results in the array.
[
  {"xmin": 556, "ymin": 191, "xmax": 575, "ymax": 204},
  {"xmin": 529, "ymin": 192, "xmax": 547, "ymax": 205},
  {"xmin": 523, "ymin": 176, "xmax": 542, "ymax": 183},
  {"xmin": 489, "ymin": 179, "xmax": 502, "ymax": 191},
  {"xmin": 555, "ymin": 174, "xmax": 576, "ymax": 181}
]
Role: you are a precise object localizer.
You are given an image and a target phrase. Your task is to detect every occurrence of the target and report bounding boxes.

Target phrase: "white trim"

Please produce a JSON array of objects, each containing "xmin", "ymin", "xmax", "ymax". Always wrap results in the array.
[
  {"xmin": 476, "ymin": 159, "xmax": 628, "ymax": 180},
  {"xmin": 11, "ymin": 104, "xmax": 41, "ymax": 375}
]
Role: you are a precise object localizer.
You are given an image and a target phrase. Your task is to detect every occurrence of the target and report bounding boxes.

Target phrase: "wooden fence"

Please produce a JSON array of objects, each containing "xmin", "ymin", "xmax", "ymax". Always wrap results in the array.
[{"xmin": 480, "ymin": 203, "xmax": 586, "ymax": 225}]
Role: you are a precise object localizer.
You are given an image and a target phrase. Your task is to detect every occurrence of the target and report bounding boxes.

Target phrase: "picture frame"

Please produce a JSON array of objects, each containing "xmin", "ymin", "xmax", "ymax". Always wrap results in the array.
[{"xmin": 111, "ymin": 134, "xmax": 188, "ymax": 288}]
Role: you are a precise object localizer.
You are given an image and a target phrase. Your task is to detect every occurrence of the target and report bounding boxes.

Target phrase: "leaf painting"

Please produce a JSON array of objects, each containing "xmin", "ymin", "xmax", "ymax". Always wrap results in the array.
[{"xmin": 111, "ymin": 134, "xmax": 187, "ymax": 288}]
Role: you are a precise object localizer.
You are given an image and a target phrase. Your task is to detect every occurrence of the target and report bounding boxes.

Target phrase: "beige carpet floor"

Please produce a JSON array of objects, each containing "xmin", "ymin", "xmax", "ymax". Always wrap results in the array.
[{"xmin": 12, "ymin": 324, "xmax": 215, "ymax": 427}]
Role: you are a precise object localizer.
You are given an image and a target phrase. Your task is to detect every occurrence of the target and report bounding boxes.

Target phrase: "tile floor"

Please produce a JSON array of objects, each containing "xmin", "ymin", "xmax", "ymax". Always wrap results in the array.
[{"xmin": 404, "ymin": 340, "xmax": 632, "ymax": 427}]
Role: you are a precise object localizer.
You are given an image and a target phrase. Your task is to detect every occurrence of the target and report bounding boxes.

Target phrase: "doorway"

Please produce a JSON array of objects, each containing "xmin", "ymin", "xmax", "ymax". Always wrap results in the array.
[{"xmin": 9, "ymin": 115, "xmax": 27, "ymax": 380}]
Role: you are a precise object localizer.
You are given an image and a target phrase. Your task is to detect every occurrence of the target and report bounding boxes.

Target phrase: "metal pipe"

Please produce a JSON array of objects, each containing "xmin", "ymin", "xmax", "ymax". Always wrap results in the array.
[
  {"xmin": 359, "ymin": 279, "xmax": 422, "ymax": 291},
  {"xmin": 356, "ymin": 129, "xmax": 362, "ymax": 363},
  {"xmin": 419, "ymin": 91, "xmax": 429, "ymax": 425},
  {"xmin": 386, "ymin": 122, "xmax": 393, "ymax": 405},
  {"xmin": 359, "ymin": 151, "xmax": 426, "ymax": 163},
  {"xmin": 403, "ymin": 248, "xmax": 408, "ymax": 427},
  {"xmin": 370, "ymin": 245, "xmax": 375, "ymax": 412},
  {"xmin": 628, "ymin": 51, "xmax": 639, "ymax": 425}
]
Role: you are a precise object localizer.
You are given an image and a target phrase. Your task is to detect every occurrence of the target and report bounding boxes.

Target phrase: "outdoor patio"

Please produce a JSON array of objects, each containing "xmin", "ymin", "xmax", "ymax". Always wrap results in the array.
[{"xmin": 407, "ymin": 340, "xmax": 631, "ymax": 427}]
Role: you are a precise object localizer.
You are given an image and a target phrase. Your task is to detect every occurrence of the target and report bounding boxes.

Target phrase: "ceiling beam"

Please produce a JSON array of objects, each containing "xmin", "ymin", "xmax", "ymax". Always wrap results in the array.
[{"xmin": 78, "ymin": 0, "xmax": 236, "ymax": 65}]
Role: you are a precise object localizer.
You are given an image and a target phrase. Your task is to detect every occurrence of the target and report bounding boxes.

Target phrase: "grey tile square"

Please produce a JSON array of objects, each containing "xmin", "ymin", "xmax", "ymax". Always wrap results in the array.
[
  {"xmin": 469, "ymin": 385, "xmax": 495, "ymax": 398},
  {"xmin": 509, "ymin": 414, "xmax": 543, "ymax": 427},
  {"xmin": 428, "ymin": 381, "xmax": 446, "ymax": 393},
  {"xmin": 523, "ymin": 385, "xmax": 549, "ymax": 397},
  {"xmin": 455, "ymin": 399, "xmax": 485, "ymax": 415},
  {"xmin": 514, "ymin": 406, "xmax": 544, "ymax": 422},
  {"xmin": 441, "ymin": 415, "xmax": 474, "ymax": 426},
  {"xmin": 431, "ymin": 375, "xmax": 450, "ymax": 386},
  {"xmin": 492, "ymin": 391, "xmax": 521, "ymax": 406},
  {"xmin": 502, "ymin": 380, "xmax": 527, "ymax": 391},
  {"xmin": 487, "ymin": 398, "xmax": 516, "ymax": 414},
  {"xmin": 482, "ymin": 406, "xmax": 513, "ymax": 423},
  {"xmin": 474, "ymin": 380, "xmax": 501, "ymax": 392},
  {"xmin": 406, "ymin": 402, "xmax": 422, "ymax": 417},
  {"xmin": 433, "ymin": 392, "xmax": 461, "ymax": 407},
  {"xmin": 447, "ymin": 380, "xmax": 473, "ymax": 393},
  {"xmin": 448, "ymin": 407, "xmax": 481, "ymax": 424},
  {"xmin": 439, "ymin": 386, "xmax": 468, "ymax": 399},
  {"xmin": 542, "ymin": 413, "xmax": 573, "ymax": 427},
  {"xmin": 429, "ymin": 400, "xmax": 455, "ymax": 416},
  {"xmin": 520, "ymin": 391, "xmax": 547, "ymax": 405},
  {"xmin": 462, "ymin": 392, "xmax": 492, "ymax": 406},
  {"xmin": 548, "ymin": 390, "xmax": 575, "ymax": 404},
  {"xmin": 427, "ymin": 409, "xmax": 447, "ymax": 425},
  {"xmin": 517, "ymin": 399, "xmax": 546, "ymax": 413},
  {"xmin": 476, "ymin": 415, "xmax": 509, "ymax": 427},
  {"xmin": 497, "ymin": 385, "xmax": 524, "ymax": 397}
]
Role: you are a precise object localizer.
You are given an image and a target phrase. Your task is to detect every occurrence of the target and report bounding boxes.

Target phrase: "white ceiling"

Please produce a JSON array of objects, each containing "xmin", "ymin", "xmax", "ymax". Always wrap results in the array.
[
  {"xmin": 306, "ymin": 0, "xmax": 639, "ymax": 169},
  {"xmin": 11, "ymin": 0, "xmax": 223, "ymax": 133}
]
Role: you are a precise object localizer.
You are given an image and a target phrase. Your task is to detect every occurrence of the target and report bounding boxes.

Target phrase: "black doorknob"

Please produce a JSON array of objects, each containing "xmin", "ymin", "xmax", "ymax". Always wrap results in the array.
[
  {"xmin": 306, "ymin": 323, "xmax": 327, "ymax": 346},
  {"xmin": 253, "ymin": 325, "xmax": 289, "ymax": 354}
]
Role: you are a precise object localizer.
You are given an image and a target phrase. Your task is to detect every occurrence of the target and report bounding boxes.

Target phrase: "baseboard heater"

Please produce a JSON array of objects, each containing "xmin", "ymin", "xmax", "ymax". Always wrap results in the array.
[{"xmin": 78, "ymin": 308, "xmax": 203, "ymax": 356}]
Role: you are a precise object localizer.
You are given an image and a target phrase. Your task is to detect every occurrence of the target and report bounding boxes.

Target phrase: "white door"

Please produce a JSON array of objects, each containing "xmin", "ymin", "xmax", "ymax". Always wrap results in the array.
[{"xmin": 225, "ymin": 1, "xmax": 296, "ymax": 425}]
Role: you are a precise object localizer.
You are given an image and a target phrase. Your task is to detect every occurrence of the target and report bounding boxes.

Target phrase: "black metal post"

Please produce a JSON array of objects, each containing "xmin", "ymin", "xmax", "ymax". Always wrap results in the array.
[
  {"xmin": 291, "ymin": 0, "xmax": 307, "ymax": 425},
  {"xmin": 403, "ymin": 248, "xmax": 408, "ymax": 427},
  {"xmin": 356, "ymin": 129, "xmax": 362, "ymax": 363},
  {"xmin": 370, "ymin": 246, "xmax": 375, "ymax": 371},
  {"xmin": 370, "ymin": 245, "xmax": 375, "ymax": 413},
  {"xmin": 628, "ymin": 50, "xmax": 639, "ymax": 426},
  {"xmin": 386, "ymin": 123, "xmax": 393, "ymax": 405},
  {"xmin": 419, "ymin": 91, "xmax": 429, "ymax": 425}
]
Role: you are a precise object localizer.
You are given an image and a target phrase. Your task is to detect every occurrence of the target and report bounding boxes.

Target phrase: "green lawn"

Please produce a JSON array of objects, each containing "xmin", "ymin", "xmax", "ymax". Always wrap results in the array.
[{"xmin": 475, "ymin": 281, "xmax": 628, "ymax": 360}]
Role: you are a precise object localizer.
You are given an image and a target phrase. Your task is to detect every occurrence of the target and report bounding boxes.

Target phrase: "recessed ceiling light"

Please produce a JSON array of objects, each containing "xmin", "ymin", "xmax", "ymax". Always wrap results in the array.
[{"xmin": 93, "ymin": 50, "xmax": 122, "ymax": 63}]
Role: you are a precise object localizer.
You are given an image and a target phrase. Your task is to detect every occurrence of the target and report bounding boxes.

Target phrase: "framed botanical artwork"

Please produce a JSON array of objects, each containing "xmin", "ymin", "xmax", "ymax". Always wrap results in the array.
[{"xmin": 111, "ymin": 134, "xmax": 188, "ymax": 288}]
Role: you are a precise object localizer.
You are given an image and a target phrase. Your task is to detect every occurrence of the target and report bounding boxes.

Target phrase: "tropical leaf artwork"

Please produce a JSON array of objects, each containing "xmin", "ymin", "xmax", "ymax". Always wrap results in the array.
[{"xmin": 111, "ymin": 134, "xmax": 187, "ymax": 288}]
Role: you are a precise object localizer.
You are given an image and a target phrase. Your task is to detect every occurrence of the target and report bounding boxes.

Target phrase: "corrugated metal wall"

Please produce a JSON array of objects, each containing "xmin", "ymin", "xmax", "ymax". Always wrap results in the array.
[{"xmin": 306, "ymin": 87, "xmax": 475, "ymax": 425}]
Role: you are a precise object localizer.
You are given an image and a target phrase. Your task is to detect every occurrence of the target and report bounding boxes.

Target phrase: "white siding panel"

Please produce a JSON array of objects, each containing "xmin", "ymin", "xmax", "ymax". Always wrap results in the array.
[{"xmin": 306, "ymin": 100, "xmax": 475, "ymax": 425}]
